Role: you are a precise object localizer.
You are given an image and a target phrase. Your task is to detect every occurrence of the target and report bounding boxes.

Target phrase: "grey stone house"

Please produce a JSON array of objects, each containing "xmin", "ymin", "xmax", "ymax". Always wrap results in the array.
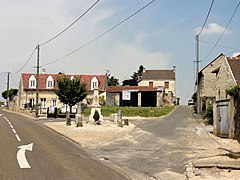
[
  {"xmin": 212, "ymin": 55, "xmax": 240, "ymax": 139},
  {"xmin": 197, "ymin": 53, "xmax": 225, "ymax": 113}
]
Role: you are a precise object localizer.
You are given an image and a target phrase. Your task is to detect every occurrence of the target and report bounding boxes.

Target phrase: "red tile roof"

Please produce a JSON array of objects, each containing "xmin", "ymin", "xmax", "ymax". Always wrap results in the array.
[
  {"xmin": 106, "ymin": 86, "xmax": 160, "ymax": 93},
  {"xmin": 21, "ymin": 73, "xmax": 106, "ymax": 91}
]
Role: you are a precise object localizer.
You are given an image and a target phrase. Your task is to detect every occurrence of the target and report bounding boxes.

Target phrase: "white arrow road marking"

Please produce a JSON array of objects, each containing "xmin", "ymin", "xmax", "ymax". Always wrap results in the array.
[{"xmin": 17, "ymin": 143, "xmax": 33, "ymax": 168}]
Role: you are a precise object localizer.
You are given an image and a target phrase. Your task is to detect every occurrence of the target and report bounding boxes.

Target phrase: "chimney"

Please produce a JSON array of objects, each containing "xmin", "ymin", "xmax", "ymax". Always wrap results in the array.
[
  {"xmin": 143, "ymin": 67, "xmax": 146, "ymax": 73},
  {"xmin": 42, "ymin": 69, "xmax": 46, "ymax": 74},
  {"xmin": 173, "ymin": 66, "xmax": 176, "ymax": 73}
]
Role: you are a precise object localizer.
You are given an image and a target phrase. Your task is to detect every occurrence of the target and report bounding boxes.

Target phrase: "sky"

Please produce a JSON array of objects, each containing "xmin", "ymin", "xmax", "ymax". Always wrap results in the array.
[{"xmin": 0, "ymin": 0, "xmax": 240, "ymax": 104}]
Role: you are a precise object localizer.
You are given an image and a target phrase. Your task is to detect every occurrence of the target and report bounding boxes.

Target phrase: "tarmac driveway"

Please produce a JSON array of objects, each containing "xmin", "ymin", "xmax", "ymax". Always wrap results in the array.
[{"xmin": 91, "ymin": 106, "xmax": 198, "ymax": 179}]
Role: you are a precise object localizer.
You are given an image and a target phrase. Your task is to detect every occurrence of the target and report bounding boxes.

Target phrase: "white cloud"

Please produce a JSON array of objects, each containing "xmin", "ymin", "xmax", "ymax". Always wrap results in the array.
[
  {"xmin": 194, "ymin": 23, "xmax": 231, "ymax": 35},
  {"xmin": 43, "ymin": 30, "xmax": 172, "ymax": 84}
]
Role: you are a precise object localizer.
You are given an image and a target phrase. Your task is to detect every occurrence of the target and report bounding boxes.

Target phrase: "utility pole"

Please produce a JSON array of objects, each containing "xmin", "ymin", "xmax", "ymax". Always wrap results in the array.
[
  {"xmin": 35, "ymin": 45, "xmax": 40, "ymax": 118},
  {"xmin": 105, "ymin": 70, "xmax": 109, "ymax": 90},
  {"xmin": 195, "ymin": 35, "xmax": 200, "ymax": 114},
  {"xmin": 6, "ymin": 72, "xmax": 10, "ymax": 109}
]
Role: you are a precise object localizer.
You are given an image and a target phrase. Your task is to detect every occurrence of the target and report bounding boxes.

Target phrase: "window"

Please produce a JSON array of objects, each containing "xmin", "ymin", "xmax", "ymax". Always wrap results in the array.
[
  {"xmin": 40, "ymin": 98, "xmax": 46, "ymax": 108},
  {"xmin": 29, "ymin": 75, "xmax": 36, "ymax": 88},
  {"xmin": 164, "ymin": 81, "xmax": 169, "ymax": 89},
  {"xmin": 29, "ymin": 98, "xmax": 34, "ymax": 108},
  {"xmin": 149, "ymin": 82, "xmax": 153, "ymax": 87},
  {"xmin": 51, "ymin": 99, "xmax": 57, "ymax": 107},
  {"xmin": 46, "ymin": 76, "xmax": 54, "ymax": 89},
  {"xmin": 91, "ymin": 77, "xmax": 99, "ymax": 90}
]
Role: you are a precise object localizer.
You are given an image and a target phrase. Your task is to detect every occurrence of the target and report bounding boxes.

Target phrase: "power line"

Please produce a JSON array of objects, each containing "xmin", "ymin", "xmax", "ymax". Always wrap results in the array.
[
  {"xmin": 200, "ymin": 40, "xmax": 240, "ymax": 52},
  {"xmin": 12, "ymin": 46, "xmax": 37, "ymax": 75},
  {"xmin": 42, "ymin": 0, "xmax": 156, "ymax": 67},
  {"xmin": 194, "ymin": 0, "xmax": 215, "ymax": 114},
  {"xmin": 197, "ymin": 0, "xmax": 215, "ymax": 36},
  {"xmin": 10, "ymin": 74, "xmax": 18, "ymax": 87},
  {"xmin": 40, "ymin": 0, "xmax": 100, "ymax": 47},
  {"xmin": 201, "ymin": 1, "xmax": 240, "ymax": 62}
]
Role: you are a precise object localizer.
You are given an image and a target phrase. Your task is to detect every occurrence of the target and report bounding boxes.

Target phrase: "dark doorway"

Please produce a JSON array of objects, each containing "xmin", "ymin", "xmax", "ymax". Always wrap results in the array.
[
  {"xmin": 120, "ymin": 91, "xmax": 138, "ymax": 107},
  {"xmin": 141, "ymin": 91, "xmax": 157, "ymax": 107}
]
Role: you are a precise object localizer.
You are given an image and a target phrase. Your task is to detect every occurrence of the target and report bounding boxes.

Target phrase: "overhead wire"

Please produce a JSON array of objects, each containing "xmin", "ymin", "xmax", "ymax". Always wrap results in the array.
[
  {"xmin": 201, "ymin": 1, "xmax": 240, "ymax": 61},
  {"xmin": 197, "ymin": 0, "xmax": 215, "ymax": 36},
  {"xmin": 7, "ymin": 1, "xmax": 99, "ymax": 77},
  {"xmin": 42, "ymin": 0, "xmax": 156, "ymax": 67},
  {"xmin": 11, "ymin": 46, "xmax": 37, "ymax": 75},
  {"xmin": 200, "ymin": 40, "xmax": 240, "ymax": 52},
  {"xmin": 40, "ymin": 0, "xmax": 100, "ymax": 47}
]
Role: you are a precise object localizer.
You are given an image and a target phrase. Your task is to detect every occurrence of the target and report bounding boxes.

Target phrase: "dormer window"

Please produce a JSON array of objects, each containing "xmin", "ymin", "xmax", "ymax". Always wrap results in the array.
[
  {"xmin": 46, "ymin": 75, "xmax": 54, "ymax": 89},
  {"xmin": 91, "ymin": 77, "xmax": 99, "ymax": 90},
  {"xmin": 29, "ymin": 75, "xmax": 36, "ymax": 89}
]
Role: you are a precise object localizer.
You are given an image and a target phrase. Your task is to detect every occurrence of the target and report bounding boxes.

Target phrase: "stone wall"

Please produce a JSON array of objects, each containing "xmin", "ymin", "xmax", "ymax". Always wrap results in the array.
[
  {"xmin": 213, "ymin": 59, "xmax": 236, "ymax": 101},
  {"xmin": 200, "ymin": 55, "xmax": 225, "ymax": 98}
]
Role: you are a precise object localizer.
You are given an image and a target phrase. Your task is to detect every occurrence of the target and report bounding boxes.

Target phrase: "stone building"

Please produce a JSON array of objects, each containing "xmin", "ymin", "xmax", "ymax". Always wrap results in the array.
[
  {"xmin": 197, "ymin": 53, "xmax": 225, "ymax": 113},
  {"xmin": 212, "ymin": 55, "xmax": 240, "ymax": 139}
]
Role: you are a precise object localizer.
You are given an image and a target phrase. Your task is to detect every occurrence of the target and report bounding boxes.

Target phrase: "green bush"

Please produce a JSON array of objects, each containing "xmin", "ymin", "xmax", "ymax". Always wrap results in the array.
[
  {"xmin": 204, "ymin": 105, "xmax": 213, "ymax": 125},
  {"xmin": 83, "ymin": 106, "xmax": 175, "ymax": 117},
  {"xmin": 99, "ymin": 96, "xmax": 105, "ymax": 106},
  {"xmin": 93, "ymin": 110, "xmax": 100, "ymax": 121}
]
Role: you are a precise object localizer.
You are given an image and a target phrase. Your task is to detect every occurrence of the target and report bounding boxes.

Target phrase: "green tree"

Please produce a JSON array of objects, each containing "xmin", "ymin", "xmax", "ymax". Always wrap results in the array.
[
  {"xmin": 55, "ymin": 76, "xmax": 88, "ymax": 125},
  {"xmin": 131, "ymin": 65, "xmax": 144, "ymax": 83},
  {"xmin": 107, "ymin": 76, "xmax": 119, "ymax": 86},
  {"xmin": 122, "ymin": 65, "xmax": 145, "ymax": 86},
  {"xmin": 2, "ymin": 89, "xmax": 18, "ymax": 100}
]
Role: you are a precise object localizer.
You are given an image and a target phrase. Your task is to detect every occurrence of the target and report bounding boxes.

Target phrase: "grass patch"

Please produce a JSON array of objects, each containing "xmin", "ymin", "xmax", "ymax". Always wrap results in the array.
[{"xmin": 83, "ymin": 106, "xmax": 175, "ymax": 117}]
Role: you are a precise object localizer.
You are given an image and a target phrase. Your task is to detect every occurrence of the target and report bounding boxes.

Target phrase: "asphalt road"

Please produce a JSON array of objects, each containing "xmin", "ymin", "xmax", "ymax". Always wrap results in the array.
[
  {"xmin": 0, "ymin": 109, "xmax": 127, "ymax": 180},
  {"xmin": 92, "ymin": 106, "xmax": 198, "ymax": 179}
]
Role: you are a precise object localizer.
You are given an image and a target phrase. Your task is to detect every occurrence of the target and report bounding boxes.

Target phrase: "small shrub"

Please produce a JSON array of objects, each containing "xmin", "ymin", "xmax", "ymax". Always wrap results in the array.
[
  {"xmin": 226, "ymin": 85, "xmax": 240, "ymax": 97},
  {"xmin": 93, "ymin": 110, "xmax": 100, "ymax": 121},
  {"xmin": 99, "ymin": 96, "xmax": 105, "ymax": 106},
  {"xmin": 204, "ymin": 105, "xmax": 213, "ymax": 125}
]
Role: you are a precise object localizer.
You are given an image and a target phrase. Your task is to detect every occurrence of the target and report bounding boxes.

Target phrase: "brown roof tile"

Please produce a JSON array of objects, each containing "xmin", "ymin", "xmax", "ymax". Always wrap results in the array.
[
  {"xmin": 227, "ymin": 57, "xmax": 240, "ymax": 84},
  {"xmin": 142, "ymin": 70, "xmax": 175, "ymax": 80},
  {"xmin": 106, "ymin": 86, "xmax": 159, "ymax": 93}
]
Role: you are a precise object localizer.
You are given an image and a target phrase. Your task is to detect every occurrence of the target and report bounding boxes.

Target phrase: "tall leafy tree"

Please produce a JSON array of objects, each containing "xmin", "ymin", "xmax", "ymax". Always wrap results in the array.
[
  {"xmin": 107, "ymin": 76, "xmax": 119, "ymax": 86},
  {"xmin": 122, "ymin": 79, "xmax": 138, "ymax": 86},
  {"xmin": 131, "ymin": 65, "xmax": 144, "ymax": 83},
  {"xmin": 122, "ymin": 65, "xmax": 145, "ymax": 86},
  {"xmin": 55, "ymin": 76, "xmax": 88, "ymax": 125},
  {"xmin": 2, "ymin": 89, "xmax": 18, "ymax": 100}
]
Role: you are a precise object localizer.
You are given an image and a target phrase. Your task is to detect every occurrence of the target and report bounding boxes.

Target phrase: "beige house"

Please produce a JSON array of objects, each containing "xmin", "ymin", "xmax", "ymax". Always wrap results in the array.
[
  {"xmin": 106, "ymin": 66, "xmax": 177, "ymax": 107},
  {"xmin": 17, "ymin": 73, "xmax": 106, "ymax": 113},
  {"xmin": 139, "ymin": 66, "xmax": 176, "ymax": 105}
]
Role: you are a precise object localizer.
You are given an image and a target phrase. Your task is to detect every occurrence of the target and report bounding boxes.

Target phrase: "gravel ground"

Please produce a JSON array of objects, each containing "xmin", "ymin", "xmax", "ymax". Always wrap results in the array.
[{"xmin": 44, "ymin": 120, "xmax": 135, "ymax": 147}]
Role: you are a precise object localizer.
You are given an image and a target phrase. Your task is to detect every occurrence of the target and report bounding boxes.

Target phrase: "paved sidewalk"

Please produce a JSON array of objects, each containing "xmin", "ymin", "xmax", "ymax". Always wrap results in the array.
[{"xmin": 185, "ymin": 121, "xmax": 240, "ymax": 180}]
